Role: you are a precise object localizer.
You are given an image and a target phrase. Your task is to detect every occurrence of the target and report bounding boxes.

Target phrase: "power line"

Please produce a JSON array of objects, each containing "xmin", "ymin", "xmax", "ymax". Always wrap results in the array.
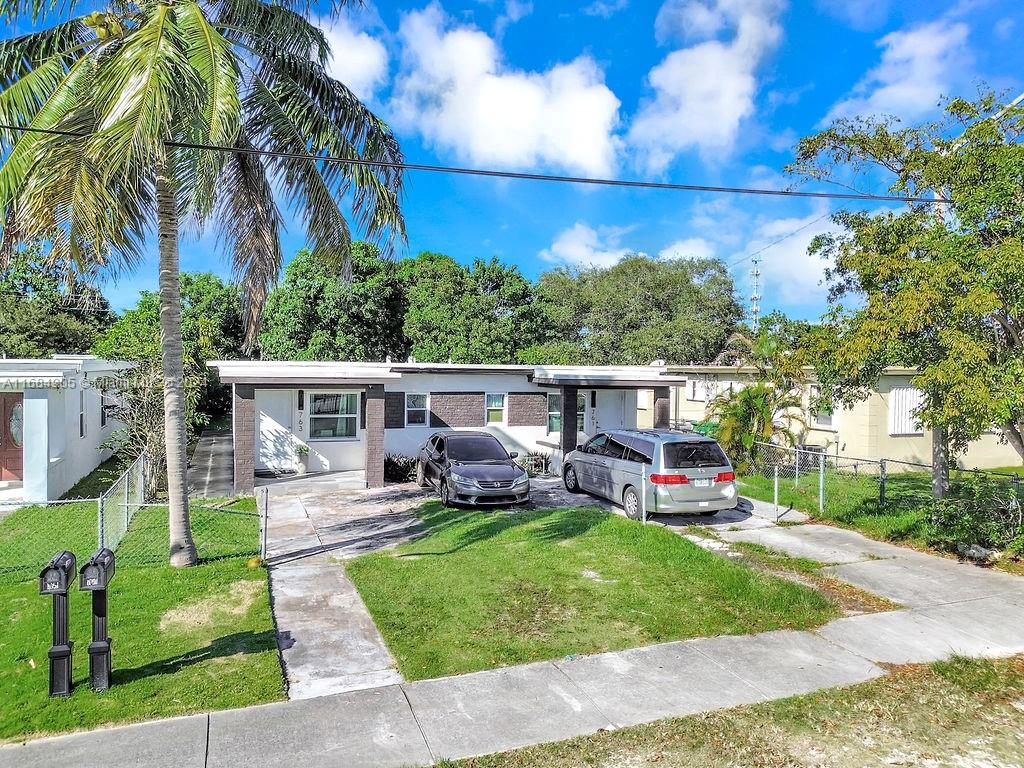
[
  {"xmin": 0, "ymin": 123, "xmax": 953, "ymax": 204},
  {"xmin": 726, "ymin": 211, "xmax": 833, "ymax": 268}
]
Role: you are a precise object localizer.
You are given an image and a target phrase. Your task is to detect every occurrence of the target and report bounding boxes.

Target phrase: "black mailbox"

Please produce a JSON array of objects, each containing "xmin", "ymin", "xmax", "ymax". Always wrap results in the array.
[
  {"xmin": 80, "ymin": 548, "xmax": 115, "ymax": 591},
  {"xmin": 39, "ymin": 550, "xmax": 77, "ymax": 595},
  {"xmin": 39, "ymin": 551, "xmax": 77, "ymax": 697},
  {"xmin": 80, "ymin": 548, "xmax": 116, "ymax": 691}
]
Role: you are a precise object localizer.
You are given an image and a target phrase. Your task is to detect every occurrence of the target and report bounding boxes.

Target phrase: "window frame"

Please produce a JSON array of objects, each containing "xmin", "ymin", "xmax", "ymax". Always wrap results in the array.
[
  {"xmin": 307, "ymin": 391, "xmax": 359, "ymax": 442},
  {"xmin": 547, "ymin": 392, "xmax": 587, "ymax": 435},
  {"xmin": 888, "ymin": 386, "xmax": 925, "ymax": 436},
  {"xmin": 405, "ymin": 393, "xmax": 430, "ymax": 427},
  {"xmin": 484, "ymin": 392, "xmax": 507, "ymax": 425},
  {"xmin": 79, "ymin": 389, "xmax": 87, "ymax": 439},
  {"xmin": 808, "ymin": 385, "xmax": 834, "ymax": 429}
]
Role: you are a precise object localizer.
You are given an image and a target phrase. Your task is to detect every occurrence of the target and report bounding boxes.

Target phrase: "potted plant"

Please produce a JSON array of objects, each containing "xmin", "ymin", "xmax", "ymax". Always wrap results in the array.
[{"xmin": 295, "ymin": 443, "xmax": 310, "ymax": 475}]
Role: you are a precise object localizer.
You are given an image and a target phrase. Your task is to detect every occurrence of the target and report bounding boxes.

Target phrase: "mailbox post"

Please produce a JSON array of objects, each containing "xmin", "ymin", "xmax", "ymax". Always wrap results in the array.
[
  {"xmin": 38, "ymin": 551, "xmax": 77, "ymax": 697},
  {"xmin": 79, "ymin": 548, "xmax": 115, "ymax": 691}
]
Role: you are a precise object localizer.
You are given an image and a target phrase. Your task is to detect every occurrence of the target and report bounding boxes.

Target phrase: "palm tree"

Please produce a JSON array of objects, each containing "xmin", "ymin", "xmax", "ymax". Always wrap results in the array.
[
  {"xmin": 714, "ymin": 327, "xmax": 806, "ymax": 392},
  {"xmin": 0, "ymin": 0, "xmax": 405, "ymax": 565},
  {"xmin": 709, "ymin": 383, "xmax": 806, "ymax": 473}
]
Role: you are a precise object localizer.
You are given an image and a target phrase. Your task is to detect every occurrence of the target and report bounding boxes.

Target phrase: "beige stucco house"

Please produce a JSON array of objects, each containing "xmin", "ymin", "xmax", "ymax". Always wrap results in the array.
[{"xmin": 664, "ymin": 364, "xmax": 1021, "ymax": 472}]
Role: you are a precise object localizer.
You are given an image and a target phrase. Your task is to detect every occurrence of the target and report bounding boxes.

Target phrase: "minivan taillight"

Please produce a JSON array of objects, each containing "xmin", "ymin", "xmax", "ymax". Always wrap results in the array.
[
  {"xmin": 650, "ymin": 473, "xmax": 689, "ymax": 485},
  {"xmin": 715, "ymin": 471, "xmax": 735, "ymax": 483}
]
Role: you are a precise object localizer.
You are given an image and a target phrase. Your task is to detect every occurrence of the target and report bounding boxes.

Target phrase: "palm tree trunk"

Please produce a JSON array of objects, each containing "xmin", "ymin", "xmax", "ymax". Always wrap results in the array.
[{"xmin": 156, "ymin": 158, "xmax": 197, "ymax": 567}]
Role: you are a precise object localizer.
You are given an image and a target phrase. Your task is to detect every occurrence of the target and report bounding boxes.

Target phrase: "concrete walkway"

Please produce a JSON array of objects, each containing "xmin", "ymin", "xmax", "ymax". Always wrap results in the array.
[
  {"xmin": 263, "ymin": 481, "xmax": 426, "ymax": 699},
  {"xmin": 5, "ymin": 495, "xmax": 1024, "ymax": 768},
  {"xmin": 188, "ymin": 429, "xmax": 234, "ymax": 499}
]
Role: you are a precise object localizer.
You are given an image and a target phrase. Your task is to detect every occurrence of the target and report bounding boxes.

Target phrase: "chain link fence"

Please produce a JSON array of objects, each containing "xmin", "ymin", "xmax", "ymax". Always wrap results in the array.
[
  {"xmin": 0, "ymin": 454, "xmax": 265, "ymax": 584},
  {"xmin": 746, "ymin": 441, "xmax": 1023, "ymax": 523}
]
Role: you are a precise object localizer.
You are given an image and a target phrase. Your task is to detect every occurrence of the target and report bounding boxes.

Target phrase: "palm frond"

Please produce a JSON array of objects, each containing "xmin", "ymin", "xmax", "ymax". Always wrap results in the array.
[
  {"xmin": 0, "ymin": 19, "xmax": 92, "ymax": 86},
  {"xmin": 1, "ymin": 0, "xmax": 78, "ymax": 25},
  {"xmin": 244, "ymin": 73, "xmax": 352, "ymax": 266},
  {"xmin": 211, "ymin": 0, "xmax": 330, "ymax": 64},
  {"xmin": 213, "ymin": 132, "xmax": 283, "ymax": 349}
]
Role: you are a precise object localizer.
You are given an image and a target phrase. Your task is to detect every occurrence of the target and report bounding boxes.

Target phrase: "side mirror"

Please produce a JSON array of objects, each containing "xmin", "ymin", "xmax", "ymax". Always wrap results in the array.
[{"xmin": 509, "ymin": 451, "xmax": 519, "ymax": 459}]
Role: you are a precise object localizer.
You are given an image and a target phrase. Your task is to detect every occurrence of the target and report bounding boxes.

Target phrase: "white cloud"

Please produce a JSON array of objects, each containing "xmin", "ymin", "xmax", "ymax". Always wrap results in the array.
[
  {"xmin": 741, "ymin": 210, "xmax": 840, "ymax": 306},
  {"xmin": 320, "ymin": 15, "xmax": 390, "ymax": 101},
  {"xmin": 628, "ymin": 0, "xmax": 785, "ymax": 172},
  {"xmin": 495, "ymin": 0, "xmax": 533, "ymax": 36},
  {"xmin": 582, "ymin": 0, "xmax": 629, "ymax": 18},
  {"xmin": 658, "ymin": 237, "xmax": 714, "ymax": 261},
  {"xmin": 815, "ymin": 0, "xmax": 890, "ymax": 31},
  {"xmin": 539, "ymin": 223, "xmax": 640, "ymax": 268},
  {"xmin": 390, "ymin": 3, "xmax": 622, "ymax": 176},
  {"xmin": 823, "ymin": 20, "xmax": 971, "ymax": 124}
]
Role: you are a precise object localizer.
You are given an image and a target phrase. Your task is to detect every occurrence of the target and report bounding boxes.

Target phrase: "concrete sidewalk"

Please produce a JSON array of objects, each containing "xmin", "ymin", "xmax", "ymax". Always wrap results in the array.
[{"xmin": 5, "ymin": 499, "xmax": 1024, "ymax": 768}]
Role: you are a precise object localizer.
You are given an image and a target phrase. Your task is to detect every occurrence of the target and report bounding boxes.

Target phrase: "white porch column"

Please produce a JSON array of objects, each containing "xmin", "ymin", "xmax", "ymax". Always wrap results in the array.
[{"xmin": 22, "ymin": 388, "xmax": 50, "ymax": 502}]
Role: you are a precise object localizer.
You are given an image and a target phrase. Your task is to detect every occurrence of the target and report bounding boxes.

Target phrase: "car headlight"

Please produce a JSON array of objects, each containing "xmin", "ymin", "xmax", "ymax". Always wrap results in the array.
[
  {"xmin": 450, "ymin": 473, "xmax": 474, "ymax": 486},
  {"xmin": 514, "ymin": 473, "xmax": 530, "ymax": 486}
]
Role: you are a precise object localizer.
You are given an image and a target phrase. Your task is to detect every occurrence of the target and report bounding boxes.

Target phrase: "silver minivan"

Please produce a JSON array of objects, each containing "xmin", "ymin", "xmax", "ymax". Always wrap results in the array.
[{"xmin": 562, "ymin": 430, "xmax": 738, "ymax": 519}]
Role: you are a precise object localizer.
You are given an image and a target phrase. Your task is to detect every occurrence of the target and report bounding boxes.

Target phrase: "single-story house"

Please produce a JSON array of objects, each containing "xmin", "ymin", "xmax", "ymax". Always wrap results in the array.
[
  {"xmin": 0, "ymin": 355, "xmax": 128, "ymax": 502},
  {"xmin": 668, "ymin": 364, "xmax": 1021, "ymax": 471},
  {"xmin": 207, "ymin": 361, "xmax": 686, "ymax": 493}
]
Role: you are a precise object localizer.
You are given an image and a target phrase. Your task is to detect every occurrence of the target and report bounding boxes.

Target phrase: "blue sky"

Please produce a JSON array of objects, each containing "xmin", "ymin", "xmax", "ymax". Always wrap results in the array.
[{"xmin": 105, "ymin": 0, "xmax": 1024, "ymax": 322}]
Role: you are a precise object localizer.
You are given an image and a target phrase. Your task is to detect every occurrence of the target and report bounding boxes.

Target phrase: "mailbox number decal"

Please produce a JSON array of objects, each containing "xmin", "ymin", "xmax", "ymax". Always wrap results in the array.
[{"xmin": 45, "ymin": 579, "xmax": 59, "ymax": 591}]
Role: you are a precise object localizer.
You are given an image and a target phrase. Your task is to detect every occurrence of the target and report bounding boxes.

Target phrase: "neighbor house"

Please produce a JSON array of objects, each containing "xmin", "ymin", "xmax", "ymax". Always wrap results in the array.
[
  {"xmin": 668, "ymin": 364, "xmax": 1021, "ymax": 471},
  {"xmin": 207, "ymin": 361, "xmax": 686, "ymax": 493},
  {"xmin": 0, "ymin": 355, "xmax": 129, "ymax": 503}
]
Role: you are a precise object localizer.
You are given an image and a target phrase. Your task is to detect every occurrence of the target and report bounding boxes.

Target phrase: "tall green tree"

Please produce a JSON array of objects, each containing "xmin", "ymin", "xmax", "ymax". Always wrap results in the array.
[
  {"xmin": 0, "ymin": 0, "xmax": 404, "ymax": 564},
  {"xmin": 525, "ymin": 255, "xmax": 743, "ymax": 365},
  {"xmin": 0, "ymin": 242, "xmax": 114, "ymax": 356},
  {"xmin": 790, "ymin": 93, "xmax": 1024, "ymax": 497},
  {"xmin": 260, "ymin": 243, "xmax": 409, "ymax": 361},
  {"xmin": 402, "ymin": 253, "xmax": 543, "ymax": 364}
]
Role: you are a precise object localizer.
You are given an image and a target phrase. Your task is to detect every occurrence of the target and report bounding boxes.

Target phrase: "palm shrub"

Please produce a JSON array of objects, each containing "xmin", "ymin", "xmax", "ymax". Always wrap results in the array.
[
  {"xmin": 0, "ymin": 0, "xmax": 405, "ymax": 565},
  {"xmin": 709, "ymin": 383, "xmax": 805, "ymax": 473}
]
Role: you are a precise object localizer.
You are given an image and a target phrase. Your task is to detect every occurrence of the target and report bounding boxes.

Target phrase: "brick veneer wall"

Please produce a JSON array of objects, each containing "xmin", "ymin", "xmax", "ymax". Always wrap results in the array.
[
  {"xmin": 654, "ymin": 386, "xmax": 671, "ymax": 429},
  {"xmin": 430, "ymin": 392, "xmax": 485, "ymax": 428},
  {"xmin": 365, "ymin": 385, "xmax": 385, "ymax": 488},
  {"xmin": 384, "ymin": 392, "xmax": 405, "ymax": 429},
  {"xmin": 508, "ymin": 391, "xmax": 548, "ymax": 427},
  {"xmin": 233, "ymin": 384, "xmax": 255, "ymax": 494}
]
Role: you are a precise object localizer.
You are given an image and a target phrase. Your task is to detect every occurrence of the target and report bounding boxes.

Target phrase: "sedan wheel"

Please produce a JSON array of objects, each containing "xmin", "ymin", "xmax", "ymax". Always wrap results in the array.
[
  {"xmin": 440, "ymin": 478, "xmax": 453, "ymax": 507},
  {"xmin": 415, "ymin": 461, "xmax": 428, "ymax": 487},
  {"xmin": 623, "ymin": 486, "xmax": 642, "ymax": 521},
  {"xmin": 563, "ymin": 464, "xmax": 580, "ymax": 493}
]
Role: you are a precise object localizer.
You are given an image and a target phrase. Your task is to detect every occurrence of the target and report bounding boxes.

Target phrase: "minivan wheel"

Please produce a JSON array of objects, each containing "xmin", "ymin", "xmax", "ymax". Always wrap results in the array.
[
  {"xmin": 563, "ymin": 464, "xmax": 580, "ymax": 493},
  {"xmin": 440, "ymin": 478, "xmax": 453, "ymax": 507},
  {"xmin": 622, "ymin": 486, "xmax": 642, "ymax": 521},
  {"xmin": 415, "ymin": 461, "xmax": 428, "ymax": 487}
]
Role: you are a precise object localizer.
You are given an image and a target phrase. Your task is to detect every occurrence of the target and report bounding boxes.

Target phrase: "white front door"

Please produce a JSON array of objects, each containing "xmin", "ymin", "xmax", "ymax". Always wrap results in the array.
[
  {"xmin": 256, "ymin": 390, "xmax": 295, "ymax": 472},
  {"xmin": 594, "ymin": 390, "xmax": 626, "ymax": 432}
]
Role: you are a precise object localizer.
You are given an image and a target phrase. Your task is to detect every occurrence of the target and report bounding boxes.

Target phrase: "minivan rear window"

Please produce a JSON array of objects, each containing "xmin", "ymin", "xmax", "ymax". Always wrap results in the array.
[{"xmin": 662, "ymin": 441, "xmax": 729, "ymax": 469}]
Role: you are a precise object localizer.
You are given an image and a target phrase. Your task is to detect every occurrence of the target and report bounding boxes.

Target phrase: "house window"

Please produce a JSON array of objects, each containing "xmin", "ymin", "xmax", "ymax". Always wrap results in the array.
[
  {"xmin": 79, "ymin": 390, "xmax": 87, "ymax": 438},
  {"xmin": 100, "ymin": 392, "xmax": 112, "ymax": 428},
  {"xmin": 485, "ymin": 393, "xmax": 506, "ymax": 424},
  {"xmin": 889, "ymin": 386, "xmax": 925, "ymax": 436},
  {"xmin": 309, "ymin": 393, "xmax": 358, "ymax": 440},
  {"xmin": 406, "ymin": 393, "xmax": 429, "ymax": 426},
  {"xmin": 547, "ymin": 393, "xmax": 586, "ymax": 434},
  {"xmin": 809, "ymin": 385, "xmax": 833, "ymax": 428},
  {"xmin": 686, "ymin": 379, "xmax": 709, "ymax": 401}
]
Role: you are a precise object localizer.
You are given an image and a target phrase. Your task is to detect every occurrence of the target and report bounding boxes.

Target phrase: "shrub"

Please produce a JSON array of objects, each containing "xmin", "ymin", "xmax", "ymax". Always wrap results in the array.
[
  {"xmin": 922, "ymin": 474, "xmax": 1024, "ymax": 556},
  {"xmin": 384, "ymin": 453, "xmax": 417, "ymax": 483},
  {"xmin": 516, "ymin": 451, "xmax": 551, "ymax": 477}
]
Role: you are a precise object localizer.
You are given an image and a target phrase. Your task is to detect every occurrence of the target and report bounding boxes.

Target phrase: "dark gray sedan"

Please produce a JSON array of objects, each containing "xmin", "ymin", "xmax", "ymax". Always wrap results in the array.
[{"xmin": 415, "ymin": 431, "xmax": 531, "ymax": 507}]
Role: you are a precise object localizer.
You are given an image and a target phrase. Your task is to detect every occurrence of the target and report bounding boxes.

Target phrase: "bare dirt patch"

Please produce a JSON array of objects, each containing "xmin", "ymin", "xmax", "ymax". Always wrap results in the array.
[{"xmin": 160, "ymin": 578, "xmax": 264, "ymax": 634}]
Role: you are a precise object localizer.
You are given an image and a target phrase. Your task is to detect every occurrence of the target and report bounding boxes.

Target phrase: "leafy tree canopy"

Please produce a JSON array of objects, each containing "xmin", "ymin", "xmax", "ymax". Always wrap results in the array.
[
  {"xmin": 0, "ymin": 242, "xmax": 113, "ymax": 357},
  {"xmin": 259, "ymin": 243, "xmax": 409, "ymax": 361},
  {"xmin": 791, "ymin": 92, "xmax": 1024, "ymax": 464}
]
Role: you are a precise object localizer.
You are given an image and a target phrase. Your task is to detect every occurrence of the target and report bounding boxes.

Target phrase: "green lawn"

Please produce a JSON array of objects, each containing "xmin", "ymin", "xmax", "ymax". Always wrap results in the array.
[
  {"xmin": 346, "ymin": 503, "xmax": 840, "ymax": 681},
  {"xmin": 444, "ymin": 655, "xmax": 1024, "ymax": 768},
  {"xmin": 0, "ymin": 484, "xmax": 282, "ymax": 742}
]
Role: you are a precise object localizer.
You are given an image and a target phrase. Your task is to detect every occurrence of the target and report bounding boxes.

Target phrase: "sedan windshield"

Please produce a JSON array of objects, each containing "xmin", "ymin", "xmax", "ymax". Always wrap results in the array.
[
  {"xmin": 447, "ymin": 436, "xmax": 510, "ymax": 462},
  {"xmin": 663, "ymin": 441, "xmax": 729, "ymax": 469}
]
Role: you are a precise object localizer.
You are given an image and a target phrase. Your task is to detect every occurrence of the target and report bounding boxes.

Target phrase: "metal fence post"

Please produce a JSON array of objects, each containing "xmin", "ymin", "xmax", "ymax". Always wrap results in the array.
[
  {"xmin": 97, "ymin": 496, "xmax": 105, "ymax": 549},
  {"xmin": 795, "ymin": 446, "xmax": 800, "ymax": 486},
  {"xmin": 879, "ymin": 459, "xmax": 887, "ymax": 507},
  {"xmin": 258, "ymin": 488, "xmax": 269, "ymax": 560},
  {"xmin": 773, "ymin": 465, "xmax": 779, "ymax": 520},
  {"xmin": 818, "ymin": 452, "xmax": 825, "ymax": 516},
  {"xmin": 641, "ymin": 462, "xmax": 648, "ymax": 525}
]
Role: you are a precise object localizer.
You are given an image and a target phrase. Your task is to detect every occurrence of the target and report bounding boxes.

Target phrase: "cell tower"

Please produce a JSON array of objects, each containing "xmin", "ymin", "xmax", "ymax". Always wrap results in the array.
[{"xmin": 749, "ymin": 256, "xmax": 762, "ymax": 328}]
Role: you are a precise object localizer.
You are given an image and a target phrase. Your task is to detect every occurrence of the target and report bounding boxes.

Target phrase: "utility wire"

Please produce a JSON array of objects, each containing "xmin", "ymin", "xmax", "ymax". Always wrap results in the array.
[
  {"xmin": 726, "ymin": 211, "xmax": 833, "ymax": 268},
  {"xmin": 0, "ymin": 123, "xmax": 953, "ymax": 204}
]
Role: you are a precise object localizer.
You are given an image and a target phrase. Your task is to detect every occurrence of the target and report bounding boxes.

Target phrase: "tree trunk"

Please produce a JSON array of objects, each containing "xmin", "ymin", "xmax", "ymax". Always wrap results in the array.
[
  {"xmin": 156, "ymin": 159, "xmax": 197, "ymax": 567},
  {"xmin": 931, "ymin": 425, "xmax": 950, "ymax": 500}
]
